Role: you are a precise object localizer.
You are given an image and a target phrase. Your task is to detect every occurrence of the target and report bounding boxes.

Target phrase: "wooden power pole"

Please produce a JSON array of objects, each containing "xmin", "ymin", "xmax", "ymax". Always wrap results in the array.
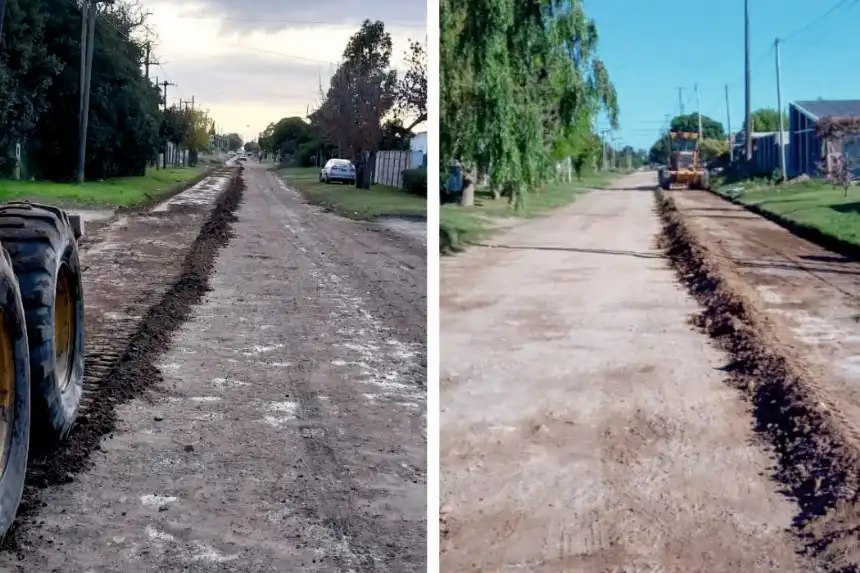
[
  {"xmin": 143, "ymin": 40, "xmax": 159, "ymax": 81},
  {"xmin": 744, "ymin": 0, "xmax": 753, "ymax": 164},
  {"xmin": 725, "ymin": 84, "xmax": 734, "ymax": 162},
  {"xmin": 775, "ymin": 37, "xmax": 787, "ymax": 181},
  {"xmin": 77, "ymin": 0, "xmax": 98, "ymax": 183}
]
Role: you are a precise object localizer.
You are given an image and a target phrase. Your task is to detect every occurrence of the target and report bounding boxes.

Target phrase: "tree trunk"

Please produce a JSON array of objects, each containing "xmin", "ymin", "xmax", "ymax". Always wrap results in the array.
[
  {"xmin": 460, "ymin": 172, "xmax": 475, "ymax": 206},
  {"xmin": 356, "ymin": 151, "xmax": 372, "ymax": 189}
]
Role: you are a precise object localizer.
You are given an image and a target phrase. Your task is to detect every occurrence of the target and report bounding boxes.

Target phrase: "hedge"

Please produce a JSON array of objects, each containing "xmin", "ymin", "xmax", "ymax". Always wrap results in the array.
[{"xmin": 402, "ymin": 167, "xmax": 427, "ymax": 197}]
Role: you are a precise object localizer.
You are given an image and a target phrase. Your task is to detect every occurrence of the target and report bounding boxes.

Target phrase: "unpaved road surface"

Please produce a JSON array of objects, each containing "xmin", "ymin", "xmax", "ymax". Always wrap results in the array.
[
  {"xmin": 0, "ymin": 162, "xmax": 426, "ymax": 571},
  {"xmin": 440, "ymin": 171, "xmax": 810, "ymax": 572},
  {"xmin": 666, "ymin": 188, "xmax": 860, "ymax": 568},
  {"xmin": 670, "ymin": 188, "xmax": 860, "ymax": 431}
]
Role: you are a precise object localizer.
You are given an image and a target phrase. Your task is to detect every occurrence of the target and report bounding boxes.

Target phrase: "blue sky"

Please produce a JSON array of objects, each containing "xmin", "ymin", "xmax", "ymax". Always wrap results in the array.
[{"xmin": 586, "ymin": 0, "xmax": 860, "ymax": 150}]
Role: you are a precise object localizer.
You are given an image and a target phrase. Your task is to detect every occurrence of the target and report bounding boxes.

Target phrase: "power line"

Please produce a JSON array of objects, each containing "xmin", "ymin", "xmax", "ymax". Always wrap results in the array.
[{"xmin": 780, "ymin": 0, "xmax": 859, "ymax": 42}]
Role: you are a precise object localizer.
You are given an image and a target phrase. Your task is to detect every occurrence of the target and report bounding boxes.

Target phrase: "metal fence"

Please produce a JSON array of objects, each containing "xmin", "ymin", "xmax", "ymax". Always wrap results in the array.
[{"xmin": 374, "ymin": 150, "xmax": 426, "ymax": 188}]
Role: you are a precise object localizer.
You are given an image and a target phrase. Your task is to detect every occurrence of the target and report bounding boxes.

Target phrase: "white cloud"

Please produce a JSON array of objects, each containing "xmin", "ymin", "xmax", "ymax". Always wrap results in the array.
[{"xmin": 142, "ymin": 0, "xmax": 425, "ymax": 142}]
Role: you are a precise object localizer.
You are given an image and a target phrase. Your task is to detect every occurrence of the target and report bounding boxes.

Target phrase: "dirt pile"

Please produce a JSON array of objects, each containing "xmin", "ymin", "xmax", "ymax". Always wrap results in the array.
[
  {"xmin": 1, "ymin": 167, "xmax": 246, "ymax": 553},
  {"xmin": 655, "ymin": 187, "xmax": 860, "ymax": 571}
]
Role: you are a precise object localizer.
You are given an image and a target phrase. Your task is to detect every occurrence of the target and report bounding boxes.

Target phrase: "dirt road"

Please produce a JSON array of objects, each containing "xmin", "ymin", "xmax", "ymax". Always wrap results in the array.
[
  {"xmin": 440, "ymin": 171, "xmax": 810, "ymax": 572},
  {"xmin": 0, "ymin": 162, "xmax": 426, "ymax": 571}
]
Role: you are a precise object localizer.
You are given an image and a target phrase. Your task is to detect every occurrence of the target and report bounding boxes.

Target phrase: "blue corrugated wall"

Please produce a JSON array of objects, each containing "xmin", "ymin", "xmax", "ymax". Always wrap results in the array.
[{"xmin": 789, "ymin": 104, "xmax": 823, "ymax": 177}]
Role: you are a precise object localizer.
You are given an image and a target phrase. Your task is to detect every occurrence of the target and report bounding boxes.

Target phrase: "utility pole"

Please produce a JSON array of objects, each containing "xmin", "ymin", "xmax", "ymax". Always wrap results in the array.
[
  {"xmin": 744, "ymin": 0, "xmax": 753, "ymax": 165},
  {"xmin": 142, "ymin": 40, "xmax": 159, "ymax": 81},
  {"xmin": 665, "ymin": 114, "xmax": 673, "ymax": 164},
  {"xmin": 775, "ymin": 37, "xmax": 787, "ymax": 181},
  {"xmin": 600, "ymin": 129, "xmax": 611, "ymax": 170},
  {"xmin": 160, "ymin": 80, "xmax": 174, "ymax": 108},
  {"xmin": 677, "ymin": 87, "xmax": 685, "ymax": 115},
  {"xmin": 78, "ymin": 2, "xmax": 89, "ymax": 137},
  {"xmin": 77, "ymin": 0, "xmax": 98, "ymax": 183},
  {"xmin": 695, "ymin": 83, "xmax": 703, "ymax": 147},
  {"xmin": 160, "ymin": 79, "xmax": 175, "ymax": 168},
  {"xmin": 0, "ymin": 0, "xmax": 6, "ymax": 39},
  {"xmin": 725, "ymin": 84, "xmax": 734, "ymax": 162}
]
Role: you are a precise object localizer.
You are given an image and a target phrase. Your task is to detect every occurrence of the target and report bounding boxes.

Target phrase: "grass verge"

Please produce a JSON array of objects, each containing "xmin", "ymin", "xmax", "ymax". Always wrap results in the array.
[
  {"xmin": 713, "ymin": 178, "xmax": 860, "ymax": 260},
  {"xmin": 440, "ymin": 170, "xmax": 622, "ymax": 254},
  {"xmin": 0, "ymin": 167, "xmax": 210, "ymax": 208},
  {"xmin": 276, "ymin": 167, "xmax": 426, "ymax": 220}
]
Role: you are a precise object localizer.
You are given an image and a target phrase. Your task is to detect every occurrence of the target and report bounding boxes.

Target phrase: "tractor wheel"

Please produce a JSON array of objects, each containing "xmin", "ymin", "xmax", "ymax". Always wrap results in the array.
[
  {"xmin": 0, "ymin": 247, "xmax": 31, "ymax": 537},
  {"xmin": 0, "ymin": 203, "xmax": 84, "ymax": 444}
]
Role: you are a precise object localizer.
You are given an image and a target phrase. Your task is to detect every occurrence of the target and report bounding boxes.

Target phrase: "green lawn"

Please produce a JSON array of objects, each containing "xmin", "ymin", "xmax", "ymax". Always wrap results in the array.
[
  {"xmin": 715, "ymin": 179, "xmax": 860, "ymax": 246},
  {"xmin": 276, "ymin": 167, "xmax": 426, "ymax": 220},
  {"xmin": 441, "ymin": 170, "xmax": 623, "ymax": 252},
  {"xmin": 0, "ymin": 167, "xmax": 210, "ymax": 207}
]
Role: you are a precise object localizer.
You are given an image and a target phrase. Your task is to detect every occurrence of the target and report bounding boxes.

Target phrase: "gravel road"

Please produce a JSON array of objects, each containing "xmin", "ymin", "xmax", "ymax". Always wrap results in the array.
[
  {"xmin": 440, "ymin": 171, "xmax": 810, "ymax": 572},
  {"xmin": 0, "ymin": 162, "xmax": 426, "ymax": 572}
]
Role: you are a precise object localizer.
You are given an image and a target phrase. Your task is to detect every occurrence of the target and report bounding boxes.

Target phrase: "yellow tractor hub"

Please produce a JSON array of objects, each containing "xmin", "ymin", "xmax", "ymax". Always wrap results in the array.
[{"xmin": 54, "ymin": 263, "xmax": 76, "ymax": 392}]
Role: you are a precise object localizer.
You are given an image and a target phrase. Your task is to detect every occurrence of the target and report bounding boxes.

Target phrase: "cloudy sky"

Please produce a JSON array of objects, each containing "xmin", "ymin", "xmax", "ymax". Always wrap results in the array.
[{"xmin": 143, "ymin": 0, "xmax": 427, "ymax": 143}]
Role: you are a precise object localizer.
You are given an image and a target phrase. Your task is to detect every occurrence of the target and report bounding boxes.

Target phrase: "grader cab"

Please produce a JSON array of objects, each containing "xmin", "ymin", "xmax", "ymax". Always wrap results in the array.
[{"xmin": 658, "ymin": 131, "xmax": 710, "ymax": 190}]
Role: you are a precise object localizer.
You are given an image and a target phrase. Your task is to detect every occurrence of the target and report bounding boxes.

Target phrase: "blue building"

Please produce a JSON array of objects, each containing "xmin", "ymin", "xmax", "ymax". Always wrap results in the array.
[
  {"xmin": 789, "ymin": 99, "xmax": 860, "ymax": 177},
  {"xmin": 733, "ymin": 131, "xmax": 789, "ymax": 177}
]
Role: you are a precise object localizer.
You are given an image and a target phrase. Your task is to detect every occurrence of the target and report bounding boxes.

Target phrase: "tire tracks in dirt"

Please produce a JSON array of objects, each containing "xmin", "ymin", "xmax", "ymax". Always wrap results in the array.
[
  {"xmin": 0, "ymin": 168, "xmax": 246, "ymax": 554},
  {"xmin": 655, "ymin": 187, "xmax": 860, "ymax": 571}
]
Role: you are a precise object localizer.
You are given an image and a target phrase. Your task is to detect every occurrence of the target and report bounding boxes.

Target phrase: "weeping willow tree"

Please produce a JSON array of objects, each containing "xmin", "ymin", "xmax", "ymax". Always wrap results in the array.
[{"xmin": 440, "ymin": 0, "xmax": 619, "ymax": 207}]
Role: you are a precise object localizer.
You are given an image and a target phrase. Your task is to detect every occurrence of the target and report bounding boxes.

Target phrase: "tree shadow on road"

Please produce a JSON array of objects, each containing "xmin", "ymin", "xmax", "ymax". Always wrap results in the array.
[{"xmin": 472, "ymin": 243, "xmax": 662, "ymax": 259}]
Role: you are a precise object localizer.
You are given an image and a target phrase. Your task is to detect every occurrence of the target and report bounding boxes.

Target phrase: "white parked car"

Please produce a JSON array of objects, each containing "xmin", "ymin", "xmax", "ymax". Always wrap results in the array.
[{"xmin": 320, "ymin": 159, "xmax": 356, "ymax": 185}]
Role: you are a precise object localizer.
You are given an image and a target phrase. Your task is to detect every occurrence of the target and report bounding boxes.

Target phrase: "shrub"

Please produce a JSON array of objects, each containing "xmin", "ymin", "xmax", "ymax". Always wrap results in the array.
[{"xmin": 402, "ymin": 167, "xmax": 427, "ymax": 197}]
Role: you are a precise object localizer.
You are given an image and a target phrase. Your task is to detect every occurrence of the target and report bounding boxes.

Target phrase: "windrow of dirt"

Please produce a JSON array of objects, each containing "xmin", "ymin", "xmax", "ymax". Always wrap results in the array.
[
  {"xmin": 655, "ymin": 187, "xmax": 860, "ymax": 571},
  {"xmin": 0, "ymin": 166, "xmax": 246, "ymax": 554}
]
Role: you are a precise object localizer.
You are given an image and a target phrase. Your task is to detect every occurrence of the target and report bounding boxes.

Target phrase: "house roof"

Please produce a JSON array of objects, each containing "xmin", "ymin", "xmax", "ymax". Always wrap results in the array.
[{"xmin": 793, "ymin": 99, "xmax": 860, "ymax": 120}]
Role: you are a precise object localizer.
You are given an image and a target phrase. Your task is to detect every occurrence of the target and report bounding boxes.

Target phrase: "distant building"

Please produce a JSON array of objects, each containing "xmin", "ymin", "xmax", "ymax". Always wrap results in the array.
[
  {"xmin": 410, "ymin": 131, "xmax": 427, "ymax": 153},
  {"xmin": 789, "ymin": 99, "xmax": 860, "ymax": 177},
  {"xmin": 409, "ymin": 131, "xmax": 428, "ymax": 168},
  {"xmin": 733, "ymin": 131, "xmax": 789, "ymax": 177}
]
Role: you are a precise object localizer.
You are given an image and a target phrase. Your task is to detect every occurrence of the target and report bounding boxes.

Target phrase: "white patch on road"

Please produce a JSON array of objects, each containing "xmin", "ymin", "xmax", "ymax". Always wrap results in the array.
[
  {"xmin": 159, "ymin": 363, "xmax": 181, "ymax": 372},
  {"xmin": 145, "ymin": 526, "xmax": 175, "ymax": 542},
  {"xmin": 140, "ymin": 494, "xmax": 178, "ymax": 507},
  {"xmin": 188, "ymin": 541, "xmax": 239, "ymax": 563},
  {"xmin": 210, "ymin": 377, "xmax": 248, "ymax": 387},
  {"xmin": 242, "ymin": 343, "xmax": 285, "ymax": 356},
  {"xmin": 190, "ymin": 396, "xmax": 221, "ymax": 402},
  {"xmin": 261, "ymin": 401, "xmax": 298, "ymax": 428}
]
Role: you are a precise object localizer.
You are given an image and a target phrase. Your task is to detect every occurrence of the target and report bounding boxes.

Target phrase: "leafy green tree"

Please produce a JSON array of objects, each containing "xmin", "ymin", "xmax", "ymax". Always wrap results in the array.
[
  {"xmin": 751, "ymin": 108, "xmax": 788, "ymax": 132},
  {"xmin": 648, "ymin": 113, "xmax": 726, "ymax": 164},
  {"xmin": 226, "ymin": 133, "xmax": 243, "ymax": 152},
  {"xmin": 440, "ymin": 0, "xmax": 618, "ymax": 207},
  {"xmin": 22, "ymin": 0, "xmax": 161, "ymax": 179}
]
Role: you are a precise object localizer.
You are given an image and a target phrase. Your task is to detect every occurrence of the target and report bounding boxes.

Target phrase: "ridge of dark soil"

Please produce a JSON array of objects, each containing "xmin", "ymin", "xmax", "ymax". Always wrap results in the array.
[
  {"xmin": 655, "ymin": 187, "xmax": 860, "ymax": 572},
  {"xmin": 0, "ymin": 167, "xmax": 246, "ymax": 556}
]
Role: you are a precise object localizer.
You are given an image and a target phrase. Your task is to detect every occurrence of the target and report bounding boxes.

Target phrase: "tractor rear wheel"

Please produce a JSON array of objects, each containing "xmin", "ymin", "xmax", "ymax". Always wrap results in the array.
[
  {"xmin": 0, "ymin": 203, "xmax": 84, "ymax": 444},
  {"xmin": 0, "ymin": 247, "xmax": 31, "ymax": 536}
]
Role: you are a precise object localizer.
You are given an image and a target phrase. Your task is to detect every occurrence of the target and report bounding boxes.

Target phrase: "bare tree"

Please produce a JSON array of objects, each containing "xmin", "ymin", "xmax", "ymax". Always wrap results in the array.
[
  {"xmin": 815, "ymin": 116, "xmax": 860, "ymax": 197},
  {"xmin": 397, "ymin": 39, "xmax": 427, "ymax": 132}
]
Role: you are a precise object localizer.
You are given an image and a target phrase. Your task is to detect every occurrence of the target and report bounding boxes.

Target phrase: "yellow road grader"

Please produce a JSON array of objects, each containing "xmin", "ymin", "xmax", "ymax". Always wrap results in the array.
[
  {"xmin": 0, "ymin": 202, "xmax": 85, "ymax": 536},
  {"xmin": 0, "ymin": 11, "xmax": 87, "ymax": 537},
  {"xmin": 657, "ymin": 131, "xmax": 711, "ymax": 190}
]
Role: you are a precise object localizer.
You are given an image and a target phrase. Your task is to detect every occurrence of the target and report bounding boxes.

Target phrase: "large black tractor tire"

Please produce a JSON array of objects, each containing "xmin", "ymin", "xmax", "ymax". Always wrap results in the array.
[
  {"xmin": 0, "ymin": 203, "xmax": 84, "ymax": 444},
  {"xmin": 0, "ymin": 248, "xmax": 31, "ymax": 537}
]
